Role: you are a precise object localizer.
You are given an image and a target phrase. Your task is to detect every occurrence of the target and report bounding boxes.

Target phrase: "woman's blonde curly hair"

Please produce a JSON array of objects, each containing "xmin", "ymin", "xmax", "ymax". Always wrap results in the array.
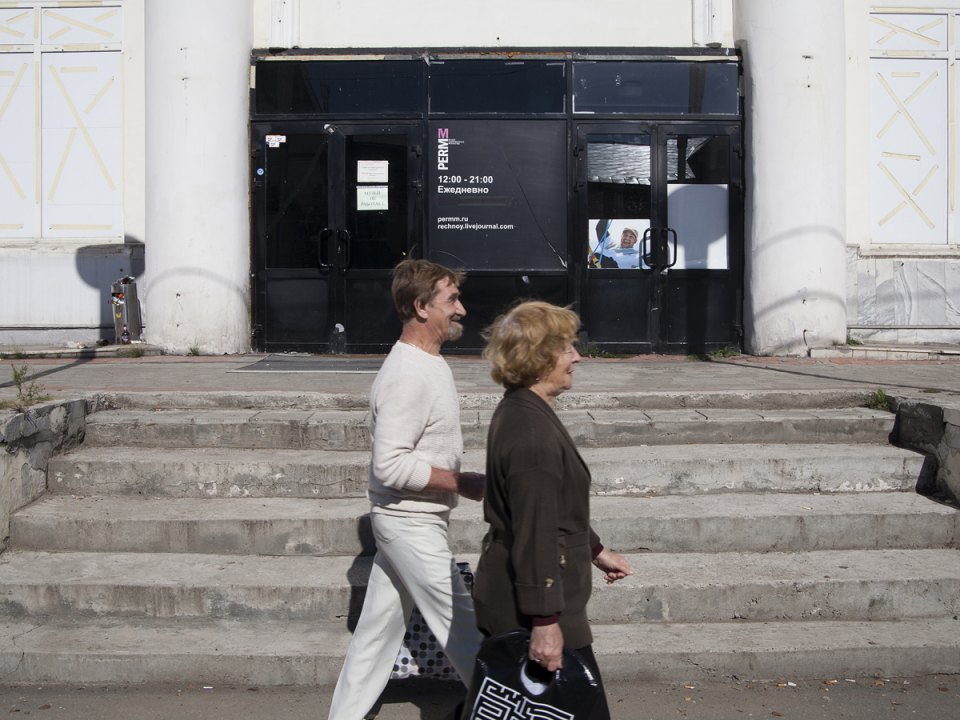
[{"xmin": 482, "ymin": 301, "xmax": 580, "ymax": 390}]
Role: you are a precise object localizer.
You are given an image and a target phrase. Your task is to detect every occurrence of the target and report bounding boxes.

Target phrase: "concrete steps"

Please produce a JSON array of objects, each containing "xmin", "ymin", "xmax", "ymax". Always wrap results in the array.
[
  {"xmin": 47, "ymin": 443, "xmax": 925, "ymax": 498},
  {"xmin": 83, "ymin": 406, "xmax": 896, "ymax": 449},
  {"xmin": 11, "ymin": 493, "xmax": 959, "ymax": 556},
  {"xmin": 2, "ymin": 617, "xmax": 959, "ymax": 685},
  {"xmin": 2, "ymin": 548, "xmax": 959, "ymax": 623},
  {"xmin": 3, "ymin": 389, "xmax": 959, "ymax": 686}
]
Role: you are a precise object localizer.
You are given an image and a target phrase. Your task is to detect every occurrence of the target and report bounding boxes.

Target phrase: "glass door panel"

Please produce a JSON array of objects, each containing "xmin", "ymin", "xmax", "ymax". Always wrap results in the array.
[
  {"xmin": 252, "ymin": 123, "xmax": 419, "ymax": 352},
  {"xmin": 577, "ymin": 123, "xmax": 742, "ymax": 353},
  {"xmin": 585, "ymin": 134, "xmax": 653, "ymax": 271}
]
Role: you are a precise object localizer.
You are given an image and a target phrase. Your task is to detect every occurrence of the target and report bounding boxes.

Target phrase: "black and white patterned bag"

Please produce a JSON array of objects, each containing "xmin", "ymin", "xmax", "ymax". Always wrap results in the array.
[{"xmin": 390, "ymin": 562, "xmax": 473, "ymax": 681}]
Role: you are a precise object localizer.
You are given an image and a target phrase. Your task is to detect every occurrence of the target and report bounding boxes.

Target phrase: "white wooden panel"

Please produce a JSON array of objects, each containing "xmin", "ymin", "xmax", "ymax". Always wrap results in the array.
[
  {"xmin": 41, "ymin": 51, "xmax": 121, "ymax": 238},
  {"xmin": 667, "ymin": 184, "xmax": 729, "ymax": 269},
  {"xmin": 0, "ymin": 54, "xmax": 36, "ymax": 238},
  {"xmin": 869, "ymin": 13, "xmax": 948, "ymax": 54},
  {"xmin": 0, "ymin": 8, "xmax": 35, "ymax": 49},
  {"xmin": 41, "ymin": 7, "xmax": 122, "ymax": 47},
  {"xmin": 870, "ymin": 58, "xmax": 948, "ymax": 244}
]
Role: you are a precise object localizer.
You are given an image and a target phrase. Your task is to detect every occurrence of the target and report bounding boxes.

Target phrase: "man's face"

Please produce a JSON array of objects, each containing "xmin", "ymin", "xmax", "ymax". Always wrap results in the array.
[
  {"xmin": 620, "ymin": 230, "xmax": 638, "ymax": 249},
  {"xmin": 425, "ymin": 278, "xmax": 466, "ymax": 342}
]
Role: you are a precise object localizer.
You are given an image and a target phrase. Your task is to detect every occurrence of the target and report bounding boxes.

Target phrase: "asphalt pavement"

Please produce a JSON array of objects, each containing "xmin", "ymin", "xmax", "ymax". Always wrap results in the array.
[{"xmin": 2, "ymin": 674, "xmax": 959, "ymax": 720}]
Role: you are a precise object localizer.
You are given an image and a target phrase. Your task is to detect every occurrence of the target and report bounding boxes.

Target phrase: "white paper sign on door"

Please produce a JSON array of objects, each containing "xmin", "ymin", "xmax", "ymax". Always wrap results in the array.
[
  {"xmin": 357, "ymin": 160, "xmax": 389, "ymax": 183},
  {"xmin": 357, "ymin": 186, "xmax": 389, "ymax": 211}
]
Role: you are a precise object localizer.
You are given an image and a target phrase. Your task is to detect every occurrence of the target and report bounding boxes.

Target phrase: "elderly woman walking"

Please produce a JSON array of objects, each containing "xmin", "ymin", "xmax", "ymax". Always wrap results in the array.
[{"xmin": 471, "ymin": 300, "xmax": 633, "ymax": 720}]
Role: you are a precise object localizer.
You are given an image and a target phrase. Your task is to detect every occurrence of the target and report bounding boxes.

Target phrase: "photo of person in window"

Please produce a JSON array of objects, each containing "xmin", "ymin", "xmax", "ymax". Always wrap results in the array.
[{"xmin": 588, "ymin": 219, "xmax": 644, "ymax": 269}]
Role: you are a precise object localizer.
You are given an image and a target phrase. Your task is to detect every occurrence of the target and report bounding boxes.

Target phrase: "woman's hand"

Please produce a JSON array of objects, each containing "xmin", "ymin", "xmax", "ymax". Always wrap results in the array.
[
  {"xmin": 593, "ymin": 548, "xmax": 633, "ymax": 584},
  {"xmin": 529, "ymin": 623, "xmax": 564, "ymax": 672}
]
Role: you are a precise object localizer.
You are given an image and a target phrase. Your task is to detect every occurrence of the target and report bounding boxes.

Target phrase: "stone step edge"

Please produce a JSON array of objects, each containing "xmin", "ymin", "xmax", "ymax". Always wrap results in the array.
[
  {"xmin": 49, "ymin": 442, "xmax": 919, "ymax": 463},
  {"xmin": 81, "ymin": 388, "xmax": 879, "ymax": 412},
  {"xmin": 3, "ymin": 548, "xmax": 958, "ymax": 606},
  {"xmin": 1, "ymin": 617, "xmax": 957, "ymax": 685},
  {"xmin": 11, "ymin": 492, "xmax": 959, "ymax": 556},
  {"xmin": 45, "ymin": 443, "xmax": 928, "ymax": 498}
]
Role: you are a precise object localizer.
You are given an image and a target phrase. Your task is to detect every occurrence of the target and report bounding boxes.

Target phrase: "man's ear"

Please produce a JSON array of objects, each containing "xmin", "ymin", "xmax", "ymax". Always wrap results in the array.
[{"xmin": 413, "ymin": 297, "xmax": 430, "ymax": 321}]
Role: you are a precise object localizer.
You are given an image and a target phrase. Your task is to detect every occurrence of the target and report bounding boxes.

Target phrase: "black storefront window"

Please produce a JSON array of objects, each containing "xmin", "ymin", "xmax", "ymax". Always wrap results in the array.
[
  {"xmin": 429, "ymin": 60, "xmax": 566, "ymax": 114},
  {"xmin": 573, "ymin": 61, "xmax": 739, "ymax": 115},
  {"xmin": 255, "ymin": 60, "xmax": 422, "ymax": 115}
]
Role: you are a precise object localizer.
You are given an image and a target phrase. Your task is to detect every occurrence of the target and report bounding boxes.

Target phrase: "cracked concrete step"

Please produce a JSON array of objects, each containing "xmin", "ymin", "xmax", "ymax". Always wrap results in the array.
[
  {"xmin": 82, "ymin": 406, "xmax": 896, "ymax": 450},
  {"xmin": 1, "ymin": 616, "xmax": 958, "ymax": 685},
  {"xmin": 10, "ymin": 492, "xmax": 959, "ymax": 556},
  {"xmin": 85, "ymin": 388, "xmax": 878, "ymax": 412},
  {"xmin": 45, "ymin": 444, "xmax": 929, "ymax": 498},
  {"xmin": 2, "ymin": 548, "xmax": 958, "ymax": 624}
]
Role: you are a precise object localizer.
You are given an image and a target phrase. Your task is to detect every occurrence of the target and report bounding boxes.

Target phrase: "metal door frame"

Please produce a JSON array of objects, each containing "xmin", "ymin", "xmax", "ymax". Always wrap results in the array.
[
  {"xmin": 251, "ymin": 121, "xmax": 422, "ymax": 352},
  {"xmin": 574, "ymin": 121, "xmax": 743, "ymax": 353}
]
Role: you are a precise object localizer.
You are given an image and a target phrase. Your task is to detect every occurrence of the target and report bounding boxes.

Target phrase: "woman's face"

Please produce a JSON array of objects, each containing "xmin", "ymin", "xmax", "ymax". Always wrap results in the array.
[{"xmin": 536, "ymin": 342, "xmax": 581, "ymax": 398}]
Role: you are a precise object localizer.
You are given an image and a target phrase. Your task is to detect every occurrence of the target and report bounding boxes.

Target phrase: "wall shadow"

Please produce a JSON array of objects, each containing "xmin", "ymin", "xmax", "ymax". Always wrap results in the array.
[{"xmin": 74, "ymin": 238, "xmax": 145, "ymax": 343}]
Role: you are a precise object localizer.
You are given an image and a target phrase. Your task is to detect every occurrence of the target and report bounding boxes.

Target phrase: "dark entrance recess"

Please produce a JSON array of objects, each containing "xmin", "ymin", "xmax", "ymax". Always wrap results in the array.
[{"xmin": 250, "ymin": 51, "xmax": 742, "ymax": 354}]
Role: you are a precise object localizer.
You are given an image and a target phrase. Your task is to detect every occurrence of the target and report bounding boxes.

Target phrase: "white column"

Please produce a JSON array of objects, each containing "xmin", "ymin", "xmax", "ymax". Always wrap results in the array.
[
  {"xmin": 734, "ymin": 0, "xmax": 847, "ymax": 355},
  {"xmin": 144, "ymin": 0, "xmax": 252, "ymax": 354}
]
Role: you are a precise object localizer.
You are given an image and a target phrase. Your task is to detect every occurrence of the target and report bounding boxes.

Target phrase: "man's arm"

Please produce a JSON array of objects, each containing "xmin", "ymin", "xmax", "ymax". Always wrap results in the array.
[{"xmin": 424, "ymin": 468, "xmax": 485, "ymax": 500}]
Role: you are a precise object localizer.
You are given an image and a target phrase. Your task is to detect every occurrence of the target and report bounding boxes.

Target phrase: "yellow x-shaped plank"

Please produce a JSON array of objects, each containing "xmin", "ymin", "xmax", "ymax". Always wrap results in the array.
[
  {"xmin": 877, "ymin": 70, "xmax": 938, "ymax": 141},
  {"xmin": 0, "ymin": 61, "xmax": 27, "ymax": 125},
  {"xmin": 47, "ymin": 64, "xmax": 115, "ymax": 197},
  {"xmin": 872, "ymin": 16, "xmax": 942, "ymax": 47},
  {"xmin": 0, "ymin": 153, "xmax": 26, "ymax": 201},
  {"xmin": 875, "ymin": 72, "xmax": 937, "ymax": 155},
  {"xmin": 877, "ymin": 161, "xmax": 936, "ymax": 229},
  {"xmin": 0, "ymin": 62, "xmax": 29, "ymax": 202},
  {"xmin": 44, "ymin": 10, "xmax": 114, "ymax": 41},
  {"xmin": 0, "ymin": 11, "xmax": 29, "ymax": 39}
]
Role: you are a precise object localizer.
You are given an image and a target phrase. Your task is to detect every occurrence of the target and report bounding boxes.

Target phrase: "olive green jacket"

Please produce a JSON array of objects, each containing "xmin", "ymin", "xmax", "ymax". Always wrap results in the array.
[{"xmin": 472, "ymin": 388, "xmax": 601, "ymax": 649}]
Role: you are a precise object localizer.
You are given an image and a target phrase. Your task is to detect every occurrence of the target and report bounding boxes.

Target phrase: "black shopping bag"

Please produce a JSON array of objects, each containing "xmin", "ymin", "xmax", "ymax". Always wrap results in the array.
[{"xmin": 460, "ymin": 630, "xmax": 600, "ymax": 720}]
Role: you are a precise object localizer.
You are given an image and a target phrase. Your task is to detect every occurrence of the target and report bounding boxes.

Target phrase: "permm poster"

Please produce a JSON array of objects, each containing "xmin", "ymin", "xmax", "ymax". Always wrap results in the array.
[{"xmin": 427, "ymin": 120, "xmax": 566, "ymax": 271}]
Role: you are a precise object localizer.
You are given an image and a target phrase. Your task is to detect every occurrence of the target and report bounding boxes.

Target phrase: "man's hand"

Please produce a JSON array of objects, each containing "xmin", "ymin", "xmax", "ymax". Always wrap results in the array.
[
  {"xmin": 456, "ymin": 471, "xmax": 485, "ymax": 501},
  {"xmin": 593, "ymin": 548, "xmax": 633, "ymax": 584}
]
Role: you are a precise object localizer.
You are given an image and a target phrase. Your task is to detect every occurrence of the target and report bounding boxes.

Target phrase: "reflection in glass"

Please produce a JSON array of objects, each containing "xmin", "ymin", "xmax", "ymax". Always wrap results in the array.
[
  {"xmin": 256, "ymin": 61, "xmax": 421, "ymax": 115},
  {"xmin": 586, "ymin": 137, "xmax": 651, "ymax": 270},
  {"xmin": 265, "ymin": 135, "xmax": 329, "ymax": 269},
  {"xmin": 586, "ymin": 135, "xmax": 732, "ymax": 270},
  {"xmin": 573, "ymin": 61, "xmax": 739, "ymax": 115},
  {"xmin": 588, "ymin": 220, "xmax": 647, "ymax": 269},
  {"xmin": 429, "ymin": 61, "xmax": 566, "ymax": 114},
  {"xmin": 667, "ymin": 135, "xmax": 730, "ymax": 269}
]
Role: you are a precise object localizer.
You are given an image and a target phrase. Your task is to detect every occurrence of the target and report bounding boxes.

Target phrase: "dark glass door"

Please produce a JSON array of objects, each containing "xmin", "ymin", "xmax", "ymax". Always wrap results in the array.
[
  {"xmin": 576, "ymin": 123, "xmax": 742, "ymax": 353},
  {"xmin": 252, "ymin": 123, "xmax": 421, "ymax": 352}
]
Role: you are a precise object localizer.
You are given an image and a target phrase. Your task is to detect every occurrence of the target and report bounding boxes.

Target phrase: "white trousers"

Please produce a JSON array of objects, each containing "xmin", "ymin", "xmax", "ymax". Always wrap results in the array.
[{"xmin": 327, "ymin": 512, "xmax": 482, "ymax": 720}]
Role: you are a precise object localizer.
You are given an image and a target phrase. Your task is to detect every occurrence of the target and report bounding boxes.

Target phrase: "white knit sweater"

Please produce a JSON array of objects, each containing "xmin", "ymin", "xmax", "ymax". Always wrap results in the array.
[{"xmin": 367, "ymin": 342, "xmax": 462, "ymax": 515}]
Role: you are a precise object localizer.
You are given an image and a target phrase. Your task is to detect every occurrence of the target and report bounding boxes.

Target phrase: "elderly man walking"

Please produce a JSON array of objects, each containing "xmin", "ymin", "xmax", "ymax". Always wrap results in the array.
[{"xmin": 327, "ymin": 259, "xmax": 485, "ymax": 720}]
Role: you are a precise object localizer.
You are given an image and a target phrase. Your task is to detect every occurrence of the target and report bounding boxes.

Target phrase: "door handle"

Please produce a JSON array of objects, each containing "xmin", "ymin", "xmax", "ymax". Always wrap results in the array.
[
  {"xmin": 642, "ymin": 227, "xmax": 677, "ymax": 270},
  {"xmin": 339, "ymin": 228, "xmax": 352, "ymax": 269},
  {"xmin": 318, "ymin": 228, "xmax": 334, "ymax": 269},
  {"xmin": 641, "ymin": 228, "xmax": 655, "ymax": 268},
  {"xmin": 665, "ymin": 227, "xmax": 678, "ymax": 269}
]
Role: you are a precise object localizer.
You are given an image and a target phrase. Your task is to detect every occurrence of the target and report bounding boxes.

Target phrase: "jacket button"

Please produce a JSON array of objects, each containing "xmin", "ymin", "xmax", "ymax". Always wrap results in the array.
[{"xmin": 544, "ymin": 578, "xmax": 555, "ymax": 588}]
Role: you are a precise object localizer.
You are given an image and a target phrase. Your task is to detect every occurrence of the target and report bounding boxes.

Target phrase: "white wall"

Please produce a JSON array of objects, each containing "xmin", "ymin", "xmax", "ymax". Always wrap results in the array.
[
  {"xmin": 0, "ymin": 0, "xmax": 146, "ymax": 348},
  {"xmin": 845, "ymin": 1, "xmax": 960, "ymax": 345},
  {"xmin": 253, "ymin": 0, "xmax": 734, "ymax": 49}
]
